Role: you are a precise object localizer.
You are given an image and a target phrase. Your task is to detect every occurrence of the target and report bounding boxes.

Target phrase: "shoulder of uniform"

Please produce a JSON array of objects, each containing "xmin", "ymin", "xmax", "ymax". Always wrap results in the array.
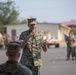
[
  {"xmin": 18, "ymin": 63, "xmax": 32, "ymax": 75},
  {"xmin": 20, "ymin": 30, "xmax": 29, "ymax": 37},
  {"xmin": 0, "ymin": 63, "xmax": 6, "ymax": 69},
  {"xmin": 36, "ymin": 32, "xmax": 43, "ymax": 38},
  {"xmin": 37, "ymin": 31, "xmax": 43, "ymax": 36},
  {"xmin": 21, "ymin": 30, "xmax": 28, "ymax": 34}
]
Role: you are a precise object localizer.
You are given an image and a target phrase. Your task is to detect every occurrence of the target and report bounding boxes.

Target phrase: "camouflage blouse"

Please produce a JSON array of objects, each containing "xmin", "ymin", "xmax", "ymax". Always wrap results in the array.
[
  {"xmin": 19, "ymin": 30, "xmax": 43, "ymax": 67},
  {"xmin": 66, "ymin": 36, "xmax": 75, "ymax": 47},
  {"xmin": 0, "ymin": 61, "xmax": 32, "ymax": 75}
]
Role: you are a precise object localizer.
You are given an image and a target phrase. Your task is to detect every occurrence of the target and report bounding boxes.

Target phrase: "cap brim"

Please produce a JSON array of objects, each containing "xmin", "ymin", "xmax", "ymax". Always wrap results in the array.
[
  {"xmin": 7, "ymin": 42, "xmax": 21, "ymax": 47},
  {"xmin": 30, "ymin": 21, "xmax": 37, "ymax": 25}
]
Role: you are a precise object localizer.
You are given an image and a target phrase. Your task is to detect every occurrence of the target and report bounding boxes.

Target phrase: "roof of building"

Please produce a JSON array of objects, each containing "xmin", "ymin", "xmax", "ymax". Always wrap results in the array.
[
  {"xmin": 62, "ymin": 20, "xmax": 76, "ymax": 26},
  {"xmin": 4, "ymin": 22, "xmax": 61, "ymax": 26}
]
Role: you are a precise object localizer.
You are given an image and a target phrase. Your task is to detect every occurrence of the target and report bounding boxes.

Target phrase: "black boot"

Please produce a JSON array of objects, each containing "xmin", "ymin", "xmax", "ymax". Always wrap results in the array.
[
  {"xmin": 66, "ymin": 58, "xmax": 69, "ymax": 61},
  {"xmin": 72, "ymin": 57, "xmax": 74, "ymax": 60}
]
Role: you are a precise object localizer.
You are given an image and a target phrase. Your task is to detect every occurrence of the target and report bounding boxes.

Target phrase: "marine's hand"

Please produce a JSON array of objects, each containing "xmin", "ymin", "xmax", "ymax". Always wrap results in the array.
[
  {"xmin": 42, "ymin": 39, "xmax": 47, "ymax": 52},
  {"xmin": 43, "ymin": 39, "xmax": 47, "ymax": 46},
  {"xmin": 29, "ymin": 28, "xmax": 36, "ymax": 37}
]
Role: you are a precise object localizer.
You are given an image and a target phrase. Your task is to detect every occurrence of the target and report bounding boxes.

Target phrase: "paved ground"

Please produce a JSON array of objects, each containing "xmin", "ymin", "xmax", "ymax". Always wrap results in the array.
[
  {"xmin": 0, "ymin": 44, "xmax": 76, "ymax": 75},
  {"xmin": 41, "ymin": 46, "xmax": 76, "ymax": 75}
]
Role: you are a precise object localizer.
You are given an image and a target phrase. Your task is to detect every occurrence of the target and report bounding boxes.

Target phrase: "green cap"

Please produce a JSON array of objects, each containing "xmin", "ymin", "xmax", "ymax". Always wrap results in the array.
[
  {"xmin": 8, "ymin": 41, "xmax": 21, "ymax": 46},
  {"xmin": 7, "ymin": 41, "xmax": 21, "ymax": 50},
  {"xmin": 6, "ymin": 42, "xmax": 21, "ymax": 57}
]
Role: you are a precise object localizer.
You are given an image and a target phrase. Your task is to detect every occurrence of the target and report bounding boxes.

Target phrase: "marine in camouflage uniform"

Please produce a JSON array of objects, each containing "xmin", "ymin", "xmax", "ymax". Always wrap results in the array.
[
  {"xmin": 0, "ymin": 42, "xmax": 32, "ymax": 75},
  {"xmin": 19, "ymin": 18, "xmax": 47, "ymax": 75},
  {"xmin": 66, "ymin": 31, "xmax": 76, "ymax": 60}
]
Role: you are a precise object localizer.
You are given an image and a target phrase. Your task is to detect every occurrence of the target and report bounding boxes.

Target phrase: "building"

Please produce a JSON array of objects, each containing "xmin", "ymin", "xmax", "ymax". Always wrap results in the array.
[
  {"xmin": 59, "ymin": 24, "xmax": 71, "ymax": 41},
  {"xmin": 4, "ymin": 22, "xmax": 70, "ymax": 42},
  {"xmin": 62, "ymin": 20, "xmax": 76, "ymax": 35},
  {"xmin": 62, "ymin": 20, "xmax": 76, "ymax": 27}
]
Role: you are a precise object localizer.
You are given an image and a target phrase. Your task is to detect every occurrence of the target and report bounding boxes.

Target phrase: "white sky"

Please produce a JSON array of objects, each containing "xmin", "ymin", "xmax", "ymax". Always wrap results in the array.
[{"xmin": 0, "ymin": 0, "xmax": 76, "ymax": 23}]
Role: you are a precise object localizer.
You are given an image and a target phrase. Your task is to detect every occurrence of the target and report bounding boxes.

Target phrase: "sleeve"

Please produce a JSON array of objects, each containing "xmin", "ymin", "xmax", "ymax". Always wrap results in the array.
[
  {"xmin": 19, "ymin": 32, "xmax": 25, "ymax": 44},
  {"xmin": 43, "ymin": 36, "xmax": 47, "ymax": 41}
]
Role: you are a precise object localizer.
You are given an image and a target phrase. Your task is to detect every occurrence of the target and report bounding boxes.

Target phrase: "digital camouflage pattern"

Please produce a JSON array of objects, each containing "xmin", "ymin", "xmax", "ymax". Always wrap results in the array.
[
  {"xmin": 19, "ymin": 30, "xmax": 43, "ymax": 75},
  {"xmin": 66, "ymin": 36, "xmax": 75, "ymax": 47},
  {"xmin": 66, "ymin": 34, "xmax": 76, "ymax": 60},
  {"xmin": 0, "ymin": 61, "xmax": 32, "ymax": 75}
]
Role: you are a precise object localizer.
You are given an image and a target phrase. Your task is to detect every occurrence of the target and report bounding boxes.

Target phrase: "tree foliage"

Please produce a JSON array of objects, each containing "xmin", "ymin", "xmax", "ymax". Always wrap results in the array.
[
  {"xmin": 0, "ymin": 0, "xmax": 19, "ymax": 25},
  {"xmin": 20, "ymin": 19, "xmax": 27, "ymax": 24}
]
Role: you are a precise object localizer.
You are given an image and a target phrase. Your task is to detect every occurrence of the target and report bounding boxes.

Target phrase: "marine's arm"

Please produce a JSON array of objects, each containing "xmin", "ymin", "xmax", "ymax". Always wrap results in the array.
[
  {"xmin": 20, "ymin": 30, "xmax": 36, "ymax": 49},
  {"xmin": 20, "ymin": 34, "xmax": 31, "ymax": 49},
  {"xmin": 42, "ymin": 39, "xmax": 47, "ymax": 52}
]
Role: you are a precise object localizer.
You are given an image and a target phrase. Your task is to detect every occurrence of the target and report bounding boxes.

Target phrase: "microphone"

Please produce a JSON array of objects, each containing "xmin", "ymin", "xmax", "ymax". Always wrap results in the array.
[
  {"xmin": 33, "ymin": 35, "xmax": 36, "ymax": 39},
  {"xmin": 31, "ymin": 28, "xmax": 36, "ymax": 39}
]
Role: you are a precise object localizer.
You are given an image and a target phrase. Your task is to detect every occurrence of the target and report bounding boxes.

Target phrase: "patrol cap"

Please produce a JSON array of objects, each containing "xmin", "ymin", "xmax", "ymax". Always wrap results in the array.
[
  {"xmin": 8, "ymin": 41, "xmax": 21, "ymax": 46},
  {"xmin": 6, "ymin": 41, "xmax": 21, "ymax": 56},
  {"xmin": 27, "ymin": 18, "xmax": 37, "ymax": 26},
  {"xmin": 7, "ymin": 41, "xmax": 21, "ymax": 50}
]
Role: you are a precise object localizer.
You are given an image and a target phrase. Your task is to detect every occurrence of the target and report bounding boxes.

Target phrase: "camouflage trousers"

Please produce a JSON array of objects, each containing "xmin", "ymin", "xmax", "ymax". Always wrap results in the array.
[
  {"xmin": 67, "ymin": 46, "xmax": 75, "ymax": 59},
  {"xmin": 26, "ymin": 65, "xmax": 41, "ymax": 75}
]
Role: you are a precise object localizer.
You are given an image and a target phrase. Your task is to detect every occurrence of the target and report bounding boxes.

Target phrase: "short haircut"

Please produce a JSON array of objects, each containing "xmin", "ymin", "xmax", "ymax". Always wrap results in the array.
[{"xmin": 6, "ymin": 42, "xmax": 21, "ymax": 57}]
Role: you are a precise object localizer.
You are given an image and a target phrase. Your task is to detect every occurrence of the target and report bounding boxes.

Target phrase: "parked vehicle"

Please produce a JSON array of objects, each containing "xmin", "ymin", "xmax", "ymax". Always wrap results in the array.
[
  {"xmin": 43, "ymin": 32, "xmax": 60, "ymax": 48},
  {"xmin": 47, "ymin": 36, "xmax": 60, "ymax": 48}
]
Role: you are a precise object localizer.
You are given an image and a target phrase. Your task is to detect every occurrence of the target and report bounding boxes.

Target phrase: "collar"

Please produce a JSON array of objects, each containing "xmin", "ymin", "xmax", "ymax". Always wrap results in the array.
[{"xmin": 6, "ymin": 60, "xmax": 18, "ymax": 63}]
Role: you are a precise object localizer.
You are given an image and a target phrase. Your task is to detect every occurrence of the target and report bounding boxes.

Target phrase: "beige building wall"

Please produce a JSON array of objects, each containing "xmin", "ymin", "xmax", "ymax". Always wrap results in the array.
[
  {"xmin": 58, "ymin": 24, "xmax": 71, "ymax": 42},
  {"xmin": 37, "ymin": 23, "xmax": 59, "ymax": 39},
  {"xmin": 4, "ymin": 23, "xmax": 70, "ymax": 41},
  {"xmin": 5, "ymin": 24, "xmax": 28, "ymax": 39},
  {"xmin": 4, "ymin": 23, "xmax": 59, "ymax": 40}
]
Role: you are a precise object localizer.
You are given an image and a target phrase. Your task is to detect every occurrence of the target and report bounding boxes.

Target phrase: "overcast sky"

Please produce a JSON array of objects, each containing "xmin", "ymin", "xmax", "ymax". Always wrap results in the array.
[{"xmin": 0, "ymin": 0, "xmax": 76, "ymax": 23}]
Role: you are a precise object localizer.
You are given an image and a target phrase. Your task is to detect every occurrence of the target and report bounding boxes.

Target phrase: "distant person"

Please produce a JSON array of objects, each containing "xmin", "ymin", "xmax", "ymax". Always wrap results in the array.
[
  {"xmin": 5, "ymin": 34, "xmax": 11, "ymax": 49},
  {"xmin": 0, "ymin": 32, "xmax": 2, "ymax": 38},
  {"xmin": 0, "ymin": 41, "xmax": 32, "ymax": 75},
  {"xmin": 14, "ymin": 36, "xmax": 19, "ymax": 42},
  {"xmin": 19, "ymin": 18, "xmax": 47, "ymax": 75},
  {"xmin": 65, "ymin": 31, "xmax": 76, "ymax": 60},
  {"xmin": 0, "ymin": 32, "xmax": 4, "ymax": 48},
  {"xmin": 64, "ymin": 34, "xmax": 68, "ymax": 41},
  {"xmin": 1, "ymin": 32, "xmax": 6, "ymax": 49}
]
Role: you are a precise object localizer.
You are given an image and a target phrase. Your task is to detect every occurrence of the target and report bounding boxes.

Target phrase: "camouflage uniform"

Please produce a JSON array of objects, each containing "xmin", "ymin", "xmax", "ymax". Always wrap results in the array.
[
  {"xmin": 0, "ymin": 61, "xmax": 32, "ymax": 75},
  {"xmin": 66, "ymin": 36, "xmax": 75, "ymax": 60},
  {"xmin": 19, "ymin": 30, "xmax": 43, "ymax": 75}
]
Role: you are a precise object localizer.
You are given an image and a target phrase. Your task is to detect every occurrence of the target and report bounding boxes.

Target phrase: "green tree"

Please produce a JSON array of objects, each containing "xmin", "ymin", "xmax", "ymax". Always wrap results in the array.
[
  {"xmin": 0, "ymin": 0, "xmax": 19, "ymax": 25},
  {"xmin": 20, "ymin": 19, "xmax": 27, "ymax": 24},
  {"xmin": 0, "ymin": 25, "xmax": 4, "ymax": 32}
]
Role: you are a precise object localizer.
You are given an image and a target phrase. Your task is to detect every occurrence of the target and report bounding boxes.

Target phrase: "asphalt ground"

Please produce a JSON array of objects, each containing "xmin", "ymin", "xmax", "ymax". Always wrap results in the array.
[{"xmin": 0, "ymin": 44, "xmax": 76, "ymax": 75}]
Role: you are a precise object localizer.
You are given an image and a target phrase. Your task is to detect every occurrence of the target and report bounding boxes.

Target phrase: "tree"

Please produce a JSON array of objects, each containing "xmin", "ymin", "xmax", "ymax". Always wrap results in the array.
[
  {"xmin": 0, "ymin": 25, "xmax": 4, "ymax": 31},
  {"xmin": 0, "ymin": 0, "xmax": 19, "ymax": 25},
  {"xmin": 20, "ymin": 19, "xmax": 27, "ymax": 24}
]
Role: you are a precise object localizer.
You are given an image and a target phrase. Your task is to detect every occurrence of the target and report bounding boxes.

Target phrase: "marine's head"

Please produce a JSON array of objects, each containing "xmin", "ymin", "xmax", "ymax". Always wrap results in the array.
[
  {"xmin": 27, "ymin": 18, "xmax": 37, "ymax": 30},
  {"xmin": 6, "ymin": 41, "xmax": 21, "ymax": 61}
]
